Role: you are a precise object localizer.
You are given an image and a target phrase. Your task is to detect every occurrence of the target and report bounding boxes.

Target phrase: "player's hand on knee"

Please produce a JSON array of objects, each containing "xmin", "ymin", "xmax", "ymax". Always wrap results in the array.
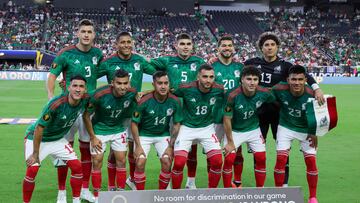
[
  {"xmin": 134, "ymin": 147, "xmax": 145, "ymax": 160},
  {"xmin": 90, "ymin": 137, "xmax": 102, "ymax": 154},
  {"xmin": 58, "ymin": 79, "xmax": 66, "ymax": 90},
  {"xmin": 314, "ymin": 88, "xmax": 325, "ymax": 106},
  {"xmin": 163, "ymin": 146, "xmax": 174, "ymax": 161},
  {"xmin": 307, "ymin": 134, "xmax": 318, "ymax": 149},
  {"xmin": 223, "ymin": 142, "xmax": 236, "ymax": 156},
  {"xmin": 26, "ymin": 154, "xmax": 39, "ymax": 167}
]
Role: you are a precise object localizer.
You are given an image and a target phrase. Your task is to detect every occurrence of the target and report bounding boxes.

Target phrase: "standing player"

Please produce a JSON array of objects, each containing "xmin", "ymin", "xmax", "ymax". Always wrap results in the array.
[
  {"xmin": 272, "ymin": 65, "xmax": 319, "ymax": 203},
  {"xmin": 47, "ymin": 19, "xmax": 102, "ymax": 203},
  {"xmin": 97, "ymin": 31, "xmax": 156, "ymax": 191},
  {"xmin": 244, "ymin": 32, "xmax": 324, "ymax": 186},
  {"xmin": 131, "ymin": 71, "xmax": 182, "ymax": 190},
  {"xmin": 171, "ymin": 64, "xmax": 224, "ymax": 189},
  {"xmin": 23, "ymin": 76, "xmax": 88, "ymax": 203},
  {"xmin": 83, "ymin": 69, "xmax": 137, "ymax": 202},
  {"xmin": 151, "ymin": 33, "xmax": 206, "ymax": 189},
  {"xmin": 208, "ymin": 35, "xmax": 245, "ymax": 188},
  {"xmin": 222, "ymin": 66, "xmax": 275, "ymax": 188}
]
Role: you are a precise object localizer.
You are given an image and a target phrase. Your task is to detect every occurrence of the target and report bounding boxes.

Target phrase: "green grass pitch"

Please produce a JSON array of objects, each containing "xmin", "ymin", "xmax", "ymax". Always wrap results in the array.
[{"xmin": 0, "ymin": 80, "xmax": 359, "ymax": 203}]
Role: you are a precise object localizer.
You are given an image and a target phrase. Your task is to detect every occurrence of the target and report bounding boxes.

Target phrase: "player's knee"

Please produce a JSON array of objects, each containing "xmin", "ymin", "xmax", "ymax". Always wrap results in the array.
[
  {"xmin": 173, "ymin": 153, "xmax": 187, "ymax": 170},
  {"xmin": 208, "ymin": 151, "xmax": 223, "ymax": 169},
  {"xmin": 160, "ymin": 156, "xmax": 172, "ymax": 170},
  {"xmin": 67, "ymin": 159, "xmax": 82, "ymax": 174},
  {"xmin": 136, "ymin": 156, "xmax": 146, "ymax": 171},
  {"xmin": 223, "ymin": 153, "xmax": 236, "ymax": 168},
  {"xmin": 254, "ymin": 152, "xmax": 266, "ymax": 168},
  {"xmin": 115, "ymin": 157, "xmax": 126, "ymax": 168},
  {"xmin": 107, "ymin": 150, "xmax": 115, "ymax": 162}
]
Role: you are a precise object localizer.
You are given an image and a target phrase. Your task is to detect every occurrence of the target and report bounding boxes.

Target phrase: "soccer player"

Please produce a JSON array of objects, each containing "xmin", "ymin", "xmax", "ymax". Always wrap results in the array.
[
  {"xmin": 131, "ymin": 71, "xmax": 182, "ymax": 190},
  {"xmin": 23, "ymin": 75, "xmax": 88, "ymax": 203},
  {"xmin": 244, "ymin": 32, "xmax": 324, "ymax": 186},
  {"xmin": 97, "ymin": 31, "xmax": 156, "ymax": 191},
  {"xmin": 151, "ymin": 33, "xmax": 206, "ymax": 189},
  {"xmin": 208, "ymin": 35, "xmax": 245, "ymax": 188},
  {"xmin": 47, "ymin": 19, "xmax": 103, "ymax": 202},
  {"xmin": 83, "ymin": 69, "xmax": 137, "ymax": 202},
  {"xmin": 222, "ymin": 66, "xmax": 275, "ymax": 188},
  {"xmin": 272, "ymin": 65, "xmax": 319, "ymax": 203},
  {"xmin": 171, "ymin": 64, "xmax": 224, "ymax": 189}
]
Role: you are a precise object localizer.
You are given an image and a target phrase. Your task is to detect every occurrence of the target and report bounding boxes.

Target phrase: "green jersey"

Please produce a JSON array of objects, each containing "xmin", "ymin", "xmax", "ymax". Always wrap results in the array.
[
  {"xmin": 50, "ymin": 45, "xmax": 103, "ymax": 92},
  {"xmin": 132, "ymin": 93, "xmax": 182, "ymax": 137},
  {"xmin": 174, "ymin": 81, "xmax": 224, "ymax": 128},
  {"xmin": 224, "ymin": 86, "xmax": 275, "ymax": 132},
  {"xmin": 151, "ymin": 55, "xmax": 206, "ymax": 89},
  {"xmin": 87, "ymin": 85, "xmax": 137, "ymax": 135},
  {"xmin": 209, "ymin": 57, "xmax": 244, "ymax": 92},
  {"xmin": 25, "ymin": 94, "xmax": 89, "ymax": 142},
  {"xmin": 272, "ymin": 82, "xmax": 314, "ymax": 134},
  {"xmin": 97, "ymin": 53, "xmax": 156, "ymax": 91},
  {"xmin": 209, "ymin": 57, "xmax": 244, "ymax": 124}
]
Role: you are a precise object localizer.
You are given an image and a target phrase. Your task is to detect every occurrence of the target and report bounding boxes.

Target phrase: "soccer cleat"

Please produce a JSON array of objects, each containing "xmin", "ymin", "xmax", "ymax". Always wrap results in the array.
[
  {"xmin": 80, "ymin": 188, "xmax": 95, "ymax": 203},
  {"xmin": 56, "ymin": 190, "xmax": 67, "ymax": 203},
  {"xmin": 185, "ymin": 180, "xmax": 197, "ymax": 189},
  {"xmin": 308, "ymin": 197, "xmax": 318, "ymax": 203},
  {"xmin": 72, "ymin": 197, "xmax": 80, "ymax": 203},
  {"xmin": 282, "ymin": 184, "xmax": 288, "ymax": 187},
  {"xmin": 231, "ymin": 181, "xmax": 242, "ymax": 188},
  {"xmin": 126, "ymin": 177, "xmax": 137, "ymax": 190}
]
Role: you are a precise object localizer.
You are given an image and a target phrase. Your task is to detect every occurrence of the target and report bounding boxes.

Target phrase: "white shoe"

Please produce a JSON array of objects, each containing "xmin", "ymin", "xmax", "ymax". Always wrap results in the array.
[
  {"xmin": 166, "ymin": 182, "xmax": 172, "ymax": 190},
  {"xmin": 185, "ymin": 179, "xmax": 197, "ymax": 189},
  {"xmin": 72, "ymin": 197, "xmax": 80, "ymax": 203},
  {"xmin": 57, "ymin": 190, "xmax": 67, "ymax": 203},
  {"xmin": 80, "ymin": 188, "xmax": 95, "ymax": 203},
  {"xmin": 126, "ymin": 177, "xmax": 137, "ymax": 190},
  {"xmin": 94, "ymin": 197, "xmax": 99, "ymax": 203},
  {"xmin": 283, "ymin": 184, "xmax": 289, "ymax": 187}
]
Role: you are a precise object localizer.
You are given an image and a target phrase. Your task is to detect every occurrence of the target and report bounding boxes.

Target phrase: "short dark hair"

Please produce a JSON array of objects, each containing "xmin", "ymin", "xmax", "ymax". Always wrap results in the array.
[
  {"xmin": 176, "ymin": 33, "xmax": 192, "ymax": 42},
  {"xmin": 217, "ymin": 35, "xmax": 234, "ymax": 47},
  {"xmin": 153, "ymin": 71, "xmax": 168, "ymax": 82},
  {"xmin": 78, "ymin": 19, "xmax": 94, "ymax": 29},
  {"xmin": 288, "ymin": 65, "xmax": 307, "ymax": 75},
  {"xmin": 198, "ymin": 64, "xmax": 214, "ymax": 73},
  {"xmin": 116, "ymin": 31, "xmax": 132, "ymax": 41},
  {"xmin": 257, "ymin": 32, "xmax": 280, "ymax": 50},
  {"xmin": 114, "ymin": 69, "xmax": 129, "ymax": 79},
  {"xmin": 241, "ymin": 65, "xmax": 261, "ymax": 79},
  {"xmin": 70, "ymin": 75, "xmax": 87, "ymax": 83}
]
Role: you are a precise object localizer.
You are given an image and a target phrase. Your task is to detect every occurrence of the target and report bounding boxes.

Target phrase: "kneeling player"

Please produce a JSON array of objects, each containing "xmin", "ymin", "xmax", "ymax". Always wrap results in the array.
[
  {"xmin": 83, "ymin": 70, "xmax": 137, "ymax": 201},
  {"xmin": 171, "ymin": 64, "xmax": 224, "ymax": 189},
  {"xmin": 222, "ymin": 66, "xmax": 275, "ymax": 187},
  {"xmin": 23, "ymin": 76, "xmax": 88, "ymax": 203},
  {"xmin": 132, "ymin": 71, "xmax": 182, "ymax": 190},
  {"xmin": 273, "ymin": 65, "xmax": 319, "ymax": 203}
]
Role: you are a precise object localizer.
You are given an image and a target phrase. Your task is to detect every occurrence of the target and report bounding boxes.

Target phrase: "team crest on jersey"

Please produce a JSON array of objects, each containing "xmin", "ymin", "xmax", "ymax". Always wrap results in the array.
[
  {"xmin": 124, "ymin": 100, "xmax": 130, "ymax": 108},
  {"xmin": 210, "ymin": 97, "xmax": 216, "ymax": 105},
  {"xmin": 42, "ymin": 113, "xmax": 50, "ymax": 121},
  {"xmin": 133, "ymin": 111, "xmax": 140, "ymax": 118},
  {"xmin": 256, "ymin": 101, "xmax": 263, "ymax": 108},
  {"xmin": 320, "ymin": 116, "xmax": 328, "ymax": 127},
  {"xmin": 274, "ymin": 65, "xmax": 281, "ymax": 73},
  {"xmin": 225, "ymin": 106, "xmax": 232, "ymax": 112},
  {"xmin": 92, "ymin": 57, "xmax": 98, "ymax": 65},
  {"xmin": 134, "ymin": 62, "xmax": 140, "ymax": 70},
  {"xmin": 234, "ymin": 70, "xmax": 240, "ymax": 78},
  {"xmin": 190, "ymin": 63, "xmax": 197, "ymax": 71},
  {"xmin": 167, "ymin": 108, "xmax": 173, "ymax": 116},
  {"xmin": 51, "ymin": 63, "xmax": 57, "ymax": 69}
]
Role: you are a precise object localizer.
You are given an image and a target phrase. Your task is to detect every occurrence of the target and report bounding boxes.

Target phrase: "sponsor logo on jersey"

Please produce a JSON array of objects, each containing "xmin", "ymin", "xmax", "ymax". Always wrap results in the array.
[
  {"xmin": 167, "ymin": 108, "xmax": 173, "ymax": 116},
  {"xmin": 256, "ymin": 65, "xmax": 261, "ymax": 69},
  {"xmin": 133, "ymin": 111, "xmax": 140, "ymax": 118},
  {"xmin": 61, "ymin": 115, "xmax": 67, "ymax": 120},
  {"xmin": 51, "ymin": 63, "xmax": 57, "ymax": 69},
  {"xmin": 283, "ymin": 101, "xmax": 289, "ymax": 105},
  {"xmin": 234, "ymin": 70, "xmax": 240, "ymax": 78},
  {"xmin": 225, "ymin": 106, "xmax": 232, "ymax": 112},
  {"xmin": 106, "ymin": 105, "xmax": 111, "ymax": 109},
  {"xmin": 190, "ymin": 98, "xmax": 196, "ymax": 102},
  {"xmin": 134, "ymin": 62, "xmax": 140, "ymax": 70},
  {"xmin": 302, "ymin": 103, "xmax": 307, "ymax": 110},
  {"xmin": 42, "ymin": 113, "xmax": 50, "ymax": 121},
  {"xmin": 115, "ymin": 66, "xmax": 121, "ymax": 70},
  {"xmin": 172, "ymin": 64, "xmax": 178, "ymax": 69},
  {"xmin": 256, "ymin": 101, "xmax": 263, "ymax": 108},
  {"xmin": 217, "ymin": 72, "xmax": 222, "ymax": 76},
  {"xmin": 190, "ymin": 63, "xmax": 197, "ymax": 71},
  {"xmin": 210, "ymin": 97, "xmax": 216, "ymax": 105},
  {"xmin": 238, "ymin": 105, "xmax": 243, "ymax": 109},
  {"xmin": 92, "ymin": 57, "xmax": 98, "ymax": 65},
  {"xmin": 274, "ymin": 65, "xmax": 281, "ymax": 73},
  {"xmin": 149, "ymin": 110, "xmax": 155, "ymax": 114},
  {"xmin": 124, "ymin": 101, "xmax": 130, "ymax": 108},
  {"xmin": 74, "ymin": 59, "xmax": 80, "ymax": 64}
]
